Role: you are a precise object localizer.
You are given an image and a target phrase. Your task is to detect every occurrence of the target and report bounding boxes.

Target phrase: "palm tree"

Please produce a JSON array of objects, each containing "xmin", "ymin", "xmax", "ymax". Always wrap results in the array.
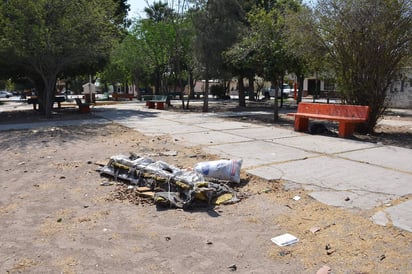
[{"xmin": 144, "ymin": 1, "xmax": 173, "ymax": 22}]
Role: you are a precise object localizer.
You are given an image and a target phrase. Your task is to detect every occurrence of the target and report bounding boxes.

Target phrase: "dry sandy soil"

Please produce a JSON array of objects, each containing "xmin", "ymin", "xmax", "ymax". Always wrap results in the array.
[{"xmin": 0, "ymin": 102, "xmax": 411, "ymax": 273}]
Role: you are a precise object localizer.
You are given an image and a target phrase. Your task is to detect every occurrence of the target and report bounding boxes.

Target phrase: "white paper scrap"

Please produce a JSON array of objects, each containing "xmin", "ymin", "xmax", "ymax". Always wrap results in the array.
[{"xmin": 271, "ymin": 233, "xmax": 299, "ymax": 246}]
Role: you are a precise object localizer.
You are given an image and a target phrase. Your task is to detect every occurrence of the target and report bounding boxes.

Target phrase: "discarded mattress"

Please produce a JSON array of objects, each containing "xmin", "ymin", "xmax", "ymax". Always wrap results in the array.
[{"xmin": 98, "ymin": 154, "xmax": 241, "ymax": 208}]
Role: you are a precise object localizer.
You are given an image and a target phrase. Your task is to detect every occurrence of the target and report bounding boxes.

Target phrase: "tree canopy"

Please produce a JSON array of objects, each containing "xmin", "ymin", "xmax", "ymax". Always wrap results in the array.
[
  {"xmin": 0, "ymin": 0, "xmax": 124, "ymax": 117},
  {"xmin": 286, "ymin": 0, "xmax": 412, "ymax": 131}
]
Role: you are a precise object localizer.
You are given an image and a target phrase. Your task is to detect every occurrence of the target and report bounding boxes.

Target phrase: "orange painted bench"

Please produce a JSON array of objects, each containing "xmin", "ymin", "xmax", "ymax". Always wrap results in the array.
[
  {"xmin": 75, "ymin": 98, "xmax": 91, "ymax": 113},
  {"xmin": 146, "ymin": 95, "xmax": 167, "ymax": 110},
  {"xmin": 288, "ymin": 103, "xmax": 370, "ymax": 138},
  {"xmin": 112, "ymin": 93, "xmax": 134, "ymax": 101}
]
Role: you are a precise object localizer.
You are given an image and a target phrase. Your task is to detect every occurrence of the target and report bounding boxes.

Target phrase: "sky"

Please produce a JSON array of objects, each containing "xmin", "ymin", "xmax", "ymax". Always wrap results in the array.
[
  {"xmin": 127, "ymin": 0, "xmax": 315, "ymax": 18},
  {"xmin": 128, "ymin": 0, "xmax": 156, "ymax": 18}
]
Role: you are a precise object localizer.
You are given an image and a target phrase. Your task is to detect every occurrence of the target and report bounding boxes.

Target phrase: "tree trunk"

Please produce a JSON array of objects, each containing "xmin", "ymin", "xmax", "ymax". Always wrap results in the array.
[
  {"xmin": 272, "ymin": 79, "xmax": 279, "ymax": 121},
  {"xmin": 184, "ymin": 71, "xmax": 194, "ymax": 109},
  {"xmin": 297, "ymin": 74, "xmax": 304, "ymax": 104},
  {"xmin": 34, "ymin": 74, "xmax": 56, "ymax": 118},
  {"xmin": 238, "ymin": 75, "xmax": 246, "ymax": 107},
  {"xmin": 203, "ymin": 76, "xmax": 209, "ymax": 112},
  {"xmin": 247, "ymin": 76, "xmax": 255, "ymax": 101}
]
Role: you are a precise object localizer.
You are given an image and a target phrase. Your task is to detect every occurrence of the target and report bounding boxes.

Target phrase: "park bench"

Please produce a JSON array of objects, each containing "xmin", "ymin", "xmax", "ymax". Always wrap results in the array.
[
  {"xmin": 288, "ymin": 102, "xmax": 370, "ymax": 138},
  {"xmin": 27, "ymin": 96, "xmax": 65, "ymax": 110},
  {"xmin": 146, "ymin": 95, "xmax": 168, "ymax": 110},
  {"xmin": 75, "ymin": 98, "xmax": 91, "ymax": 113},
  {"xmin": 111, "ymin": 93, "xmax": 134, "ymax": 101}
]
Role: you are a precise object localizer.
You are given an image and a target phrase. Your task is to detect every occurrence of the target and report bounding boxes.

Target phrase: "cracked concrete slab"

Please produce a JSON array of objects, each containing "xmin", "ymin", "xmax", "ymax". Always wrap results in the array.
[
  {"xmin": 378, "ymin": 200, "xmax": 412, "ymax": 232},
  {"xmin": 270, "ymin": 134, "xmax": 377, "ymax": 154},
  {"xmin": 204, "ymin": 141, "xmax": 316, "ymax": 168},
  {"xmin": 247, "ymin": 156, "xmax": 411, "ymax": 196},
  {"xmin": 339, "ymin": 145, "xmax": 412, "ymax": 173}
]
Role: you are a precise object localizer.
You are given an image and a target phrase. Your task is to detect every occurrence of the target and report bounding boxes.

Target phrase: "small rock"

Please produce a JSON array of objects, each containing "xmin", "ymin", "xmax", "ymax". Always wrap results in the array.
[{"xmin": 228, "ymin": 264, "xmax": 237, "ymax": 271}]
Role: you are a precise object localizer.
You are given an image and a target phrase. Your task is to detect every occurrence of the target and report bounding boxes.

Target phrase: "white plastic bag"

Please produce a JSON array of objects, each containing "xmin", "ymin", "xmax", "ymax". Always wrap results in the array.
[{"xmin": 194, "ymin": 159, "xmax": 242, "ymax": 183}]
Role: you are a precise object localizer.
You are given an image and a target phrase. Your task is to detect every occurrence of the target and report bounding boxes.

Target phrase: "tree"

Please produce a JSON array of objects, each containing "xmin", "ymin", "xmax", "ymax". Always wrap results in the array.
[
  {"xmin": 229, "ymin": 1, "xmax": 301, "ymax": 119},
  {"xmin": 288, "ymin": 0, "xmax": 412, "ymax": 132},
  {"xmin": 144, "ymin": 1, "xmax": 174, "ymax": 22},
  {"xmin": 0, "ymin": 0, "xmax": 121, "ymax": 117},
  {"xmin": 192, "ymin": 0, "xmax": 245, "ymax": 112}
]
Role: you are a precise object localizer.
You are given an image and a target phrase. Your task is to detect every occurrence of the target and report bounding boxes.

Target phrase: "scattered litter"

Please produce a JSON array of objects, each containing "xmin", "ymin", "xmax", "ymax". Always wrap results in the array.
[
  {"xmin": 316, "ymin": 265, "xmax": 332, "ymax": 274},
  {"xmin": 344, "ymin": 196, "xmax": 350, "ymax": 201},
  {"xmin": 100, "ymin": 181, "xmax": 113, "ymax": 186},
  {"xmin": 271, "ymin": 233, "xmax": 299, "ymax": 246},
  {"xmin": 18, "ymin": 162, "xmax": 25, "ymax": 165},
  {"xmin": 165, "ymin": 236, "xmax": 171, "ymax": 241},
  {"xmin": 309, "ymin": 227, "xmax": 321, "ymax": 234},
  {"xmin": 379, "ymin": 254, "xmax": 386, "ymax": 261},
  {"xmin": 57, "ymin": 218, "xmax": 62, "ymax": 223},
  {"xmin": 194, "ymin": 159, "xmax": 242, "ymax": 183},
  {"xmin": 160, "ymin": 150, "xmax": 178, "ymax": 156},
  {"xmin": 293, "ymin": 195, "xmax": 301, "ymax": 201},
  {"xmin": 98, "ymin": 154, "xmax": 241, "ymax": 209}
]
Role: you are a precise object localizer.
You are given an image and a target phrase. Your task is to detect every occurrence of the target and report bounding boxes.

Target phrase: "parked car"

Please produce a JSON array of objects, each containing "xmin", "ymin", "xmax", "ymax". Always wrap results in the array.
[
  {"xmin": 263, "ymin": 84, "xmax": 294, "ymax": 99},
  {"xmin": 0, "ymin": 90, "xmax": 13, "ymax": 98}
]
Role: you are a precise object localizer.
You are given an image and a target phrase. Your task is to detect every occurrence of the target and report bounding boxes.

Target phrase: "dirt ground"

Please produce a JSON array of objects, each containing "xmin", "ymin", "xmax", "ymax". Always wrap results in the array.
[{"xmin": 0, "ymin": 102, "xmax": 411, "ymax": 273}]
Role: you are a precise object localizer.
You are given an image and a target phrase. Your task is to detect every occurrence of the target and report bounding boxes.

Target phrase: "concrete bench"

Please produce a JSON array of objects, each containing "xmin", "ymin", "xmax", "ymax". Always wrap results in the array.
[
  {"xmin": 27, "ymin": 96, "xmax": 65, "ymax": 110},
  {"xmin": 75, "ymin": 98, "xmax": 91, "ymax": 113},
  {"xmin": 146, "ymin": 95, "xmax": 168, "ymax": 110},
  {"xmin": 111, "ymin": 93, "xmax": 134, "ymax": 101},
  {"xmin": 288, "ymin": 103, "xmax": 370, "ymax": 138}
]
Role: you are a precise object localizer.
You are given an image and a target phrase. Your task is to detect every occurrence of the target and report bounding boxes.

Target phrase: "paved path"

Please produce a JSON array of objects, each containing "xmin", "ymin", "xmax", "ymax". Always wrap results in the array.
[{"xmin": 1, "ymin": 101, "xmax": 411, "ymax": 232}]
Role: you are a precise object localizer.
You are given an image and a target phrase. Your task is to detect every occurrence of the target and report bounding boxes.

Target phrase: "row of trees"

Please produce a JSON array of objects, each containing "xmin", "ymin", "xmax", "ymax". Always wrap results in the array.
[{"xmin": 0, "ymin": 0, "xmax": 411, "ymax": 132}]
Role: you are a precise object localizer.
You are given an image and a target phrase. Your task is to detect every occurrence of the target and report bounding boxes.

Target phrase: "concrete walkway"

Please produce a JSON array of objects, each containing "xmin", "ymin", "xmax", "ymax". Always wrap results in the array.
[{"xmin": 1, "ymin": 101, "xmax": 411, "ymax": 232}]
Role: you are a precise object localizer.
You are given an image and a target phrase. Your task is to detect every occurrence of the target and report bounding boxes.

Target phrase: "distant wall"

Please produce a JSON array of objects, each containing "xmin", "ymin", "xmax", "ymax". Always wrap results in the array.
[{"xmin": 387, "ymin": 67, "xmax": 412, "ymax": 109}]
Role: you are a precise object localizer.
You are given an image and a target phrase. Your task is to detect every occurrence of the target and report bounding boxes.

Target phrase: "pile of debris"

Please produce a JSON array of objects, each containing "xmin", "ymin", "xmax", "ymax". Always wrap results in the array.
[{"xmin": 98, "ymin": 154, "xmax": 243, "ymax": 209}]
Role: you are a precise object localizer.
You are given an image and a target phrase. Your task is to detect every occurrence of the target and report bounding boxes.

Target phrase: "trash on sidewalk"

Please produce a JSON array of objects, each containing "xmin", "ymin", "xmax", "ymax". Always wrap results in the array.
[
  {"xmin": 194, "ymin": 159, "xmax": 242, "ymax": 183},
  {"xmin": 97, "ymin": 154, "xmax": 241, "ymax": 209},
  {"xmin": 293, "ymin": 195, "xmax": 301, "ymax": 201},
  {"xmin": 271, "ymin": 233, "xmax": 299, "ymax": 246}
]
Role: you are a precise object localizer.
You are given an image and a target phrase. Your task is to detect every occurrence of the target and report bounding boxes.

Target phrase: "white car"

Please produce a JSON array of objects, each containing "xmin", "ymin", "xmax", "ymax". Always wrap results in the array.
[
  {"xmin": 0, "ymin": 90, "xmax": 13, "ymax": 98},
  {"xmin": 263, "ymin": 84, "xmax": 294, "ymax": 99}
]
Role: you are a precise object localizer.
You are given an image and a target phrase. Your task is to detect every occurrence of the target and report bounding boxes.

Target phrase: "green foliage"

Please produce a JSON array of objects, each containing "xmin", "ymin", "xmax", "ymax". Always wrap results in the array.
[
  {"xmin": 0, "ymin": 0, "xmax": 122, "ymax": 117},
  {"xmin": 287, "ymin": 0, "xmax": 412, "ymax": 132}
]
